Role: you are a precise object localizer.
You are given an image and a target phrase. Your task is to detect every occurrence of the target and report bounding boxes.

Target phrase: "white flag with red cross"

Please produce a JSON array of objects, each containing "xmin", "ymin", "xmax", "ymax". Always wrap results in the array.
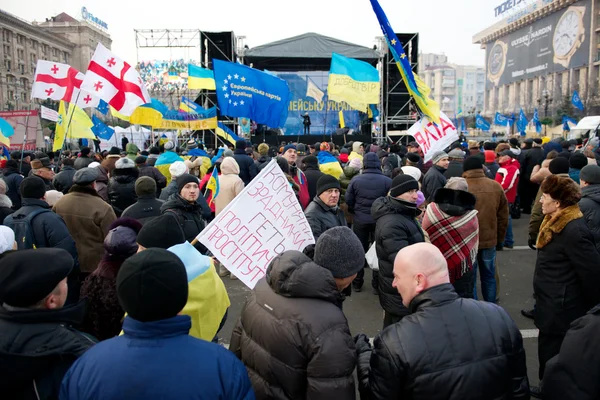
[
  {"xmin": 81, "ymin": 43, "xmax": 150, "ymax": 116},
  {"xmin": 31, "ymin": 61, "xmax": 82, "ymax": 102}
]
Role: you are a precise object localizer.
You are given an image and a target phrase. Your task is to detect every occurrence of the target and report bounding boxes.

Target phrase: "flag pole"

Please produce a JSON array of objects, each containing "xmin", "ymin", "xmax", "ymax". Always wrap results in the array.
[{"xmin": 18, "ymin": 104, "xmax": 32, "ymax": 174}]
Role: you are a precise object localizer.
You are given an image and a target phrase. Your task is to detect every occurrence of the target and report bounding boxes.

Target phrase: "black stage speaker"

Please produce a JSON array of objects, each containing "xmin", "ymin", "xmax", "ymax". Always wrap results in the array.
[{"xmin": 201, "ymin": 31, "xmax": 236, "ymax": 69}]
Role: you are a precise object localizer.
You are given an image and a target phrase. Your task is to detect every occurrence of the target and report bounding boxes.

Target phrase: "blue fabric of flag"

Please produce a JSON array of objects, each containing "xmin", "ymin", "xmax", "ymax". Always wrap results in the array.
[
  {"xmin": 572, "ymin": 90, "xmax": 584, "ymax": 111},
  {"xmin": 533, "ymin": 109, "xmax": 542, "ymax": 133},
  {"xmin": 494, "ymin": 112, "xmax": 514, "ymax": 127},
  {"xmin": 97, "ymin": 100, "xmax": 109, "ymax": 115},
  {"xmin": 91, "ymin": 116, "xmax": 115, "ymax": 141},
  {"xmin": 476, "ymin": 115, "xmax": 491, "ymax": 131},
  {"xmin": 517, "ymin": 109, "xmax": 528, "ymax": 134}
]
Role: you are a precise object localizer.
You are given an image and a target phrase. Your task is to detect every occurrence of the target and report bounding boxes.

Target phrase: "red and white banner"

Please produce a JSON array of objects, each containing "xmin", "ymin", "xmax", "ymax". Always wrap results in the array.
[
  {"xmin": 407, "ymin": 111, "xmax": 459, "ymax": 163},
  {"xmin": 40, "ymin": 105, "xmax": 59, "ymax": 122},
  {"xmin": 31, "ymin": 61, "xmax": 81, "ymax": 103},
  {"xmin": 81, "ymin": 43, "xmax": 150, "ymax": 116}
]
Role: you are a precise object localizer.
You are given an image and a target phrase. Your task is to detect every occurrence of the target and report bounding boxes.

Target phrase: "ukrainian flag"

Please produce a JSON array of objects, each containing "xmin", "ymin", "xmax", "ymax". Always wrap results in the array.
[
  {"xmin": 188, "ymin": 64, "xmax": 216, "ymax": 90},
  {"xmin": 369, "ymin": 0, "xmax": 440, "ymax": 124},
  {"xmin": 205, "ymin": 167, "xmax": 220, "ymax": 206},
  {"xmin": 327, "ymin": 53, "xmax": 380, "ymax": 112},
  {"xmin": 317, "ymin": 151, "xmax": 344, "ymax": 179},
  {"xmin": 215, "ymin": 122, "xmax": 241, "ymax": 146},
  {"xmin": 179, "ymin": 96, "xmax": 200, "ymax": 113}
]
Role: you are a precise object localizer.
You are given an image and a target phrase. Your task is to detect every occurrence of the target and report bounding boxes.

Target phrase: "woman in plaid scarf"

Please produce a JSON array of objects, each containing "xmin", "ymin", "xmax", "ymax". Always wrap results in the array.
[{"xmin": 422, "ymin": 178, "xmax": 479, "ymax": 298}]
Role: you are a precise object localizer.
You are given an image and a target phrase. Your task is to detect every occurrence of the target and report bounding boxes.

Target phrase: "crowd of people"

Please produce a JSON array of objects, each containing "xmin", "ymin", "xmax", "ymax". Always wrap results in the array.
[
  {"xmin": 1, "ymin": 133, "xmax": 600, "ymax": 399},
  {"xmin": 136, "ymin": 59, "xmax": 195, "ymax": 93}
]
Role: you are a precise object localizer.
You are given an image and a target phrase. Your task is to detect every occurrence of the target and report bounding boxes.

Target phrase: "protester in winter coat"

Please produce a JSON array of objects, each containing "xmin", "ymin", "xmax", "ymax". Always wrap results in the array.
[
  {"xmin": 339, "ymin": 159, "xmax": 361, "ymax": 227},
  {"xmin": 542, "ymin": 304, "xmax": 600, "ymax": 400},
  {"xmin": 53, "ymin": 168, "xmax": 117, "ymax": 279},
  {"xmin": 80, "ymin": 218, "xmax": 142, "ymax": 341},
  {"xmin": 372, "ymin": 175, "xmax": 425, "ymax": 327},
  {"xmin": 233, "ymin": 139, "xmax": 258, "ymax": 186},
  {"xmin": 74, "ymin": 147, "xmax": 94, "ymax": 170},
  {"xmin": 346, "ymin": 152, "xmax": 392, "ymax": 293},
  {"xmin": 422, "ymin": 179, "xmax": 479, "ymax": 298},
  {"xmin": 519, "ymin": 138, "xmax": 545, "ymax": 213},
  {"xmin": 382, "ymin": 144, "xmax": 403, "ymax": 178},
  {"xmin": 2, "ymin": 160, "xmax": 23, "ymax": 210},
  {"xmin": 230, "ymin": 227, "xmax": 364, "ymax": 400},
  {"xmin": 52, "ymin": 158, "xmax": 76, "ymax": 194},
  {"xmin": 496, "ymin": 150, "xmax": 521, "ymax": 249},
  {"xmin": 146, "ymin": 146, "xmax": 160, "ymax": 166},
  {"xmin": 0, "ymin": 249, "xmax": 95, "ymax": 399},
  {"xmin": 301, "ymin": 155, "xmax": 324, "ymax": 201},
  {"xmin": 0, "ymin": 178, "xmax": 12, "ymax": 223},
  {"xmin": 484, "ymin": 150, "xmax": 500, "ymax": 179},
  {"xmin": 356, "ymin": 243, "xmax": 529, "ymax": 400},
  {"xmin": 101, "ymin": 147, "xmax": 121, "ymax": 177},
  {"xmin": 568, "ymin": 152, "xmax": 587, "ymax": 184},
  {"xmin": 255, "ymin": 143, "xmax": 271, "ymax": 171},
  {"xmin": 125, "ymin": 143, "xmax": 139, "ymax": 161},
  {"xmin": 533, "ymin": 175, "xmax": 600, "ymax": 388},
  {"xmin": 530, "ymin": 151, "xmax": 558, "ymax": 184},
  {"xmin": 108, "ymin": 158, "xmax": 139, "ymax": 217},
  {"xmin": 30, "ymin": 156, "xmax": 55, "ymax": 190},
  {"xmin": 3, "ymin": 176, "xmax": 80, "ymax": 304},
  {"xmin": 135, "ymin": 156, "xmax": 166, "ymax": 197},
  {"xmin": 422, "ymin": 151, "xmax": 449, "ymax": 202},
  {"xmin": 61, "ymin": 249, "xmax": 253, "ymax": 400},
  {"xmin": 121, "ymin": 177, "xmax": 165, "ymax": 225},
  {"xmin": 578, "ymin": 165, "xmax": 600, "ymax": 252},
  {"xmin": 444, "ymin": 149, "xmax": 465, "ymax": 179},
  {"xmin": 282, "ymin": 144, "xmax": 310, "ymax": 209},
  {"xmin": 215, "ymin": 157, "xmax": 244, "ymax": 216},
  {"xmin": 304, "ymin": 175, "xmax": 346, "ymax": 240},
  {"xmin": 159, "ymin": 161, "xmax": 188, "ymax": 200},
  {"xmin": 161, "ymin": 174, "xmax": 208, "ymax": 252},
  {"xmin": 349, "ymin": 141, "xmax": 364, "ymax": 162}
]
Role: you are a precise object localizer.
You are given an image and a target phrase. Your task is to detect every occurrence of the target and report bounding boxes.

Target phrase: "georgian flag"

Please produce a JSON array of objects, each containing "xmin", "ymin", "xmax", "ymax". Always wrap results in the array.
[
  {"xmin": 80, "ymin": 43, "xmax": 150, "ymax": 116},
  {"xmin": 31, "ymin": 60, "xmax": 82, "ymax": 103}
]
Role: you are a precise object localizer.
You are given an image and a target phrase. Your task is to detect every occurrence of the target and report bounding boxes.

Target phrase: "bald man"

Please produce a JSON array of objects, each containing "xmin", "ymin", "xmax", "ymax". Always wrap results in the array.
[{"xmin": 356, "ymin": 243, "xmax": 529, "ymax": 400}]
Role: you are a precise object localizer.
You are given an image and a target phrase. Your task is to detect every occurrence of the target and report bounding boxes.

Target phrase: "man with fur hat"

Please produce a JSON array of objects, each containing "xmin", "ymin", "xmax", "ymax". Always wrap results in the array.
[
  {"xmin": 230, "ymin": 226, "xmax": 363, "ymax": 399},
  {"xmin": 54, "ymin": 168, "xmax": 117, "ymax": 279},
  {"xmin": 61, "ymin": 249, "xmax": 253, "ymax": 399},
  {"xmin": 233, "ymin": 139, "xmax": 258, "ymax": 186},
  {"xmin": 304, "ymin": 175, "xmax": 346, "ymax": 240},
  {"xmin": 462, "ymin": 156, "xmax": 508, "ymax": 303},
  {"xmin": 31, "ymin": 153, "xmax": 56, "ymax": 190},
  {"xmin": 422, "ymin": 151, "xmax": 449, "ymax": 202},
  {"xmin": 372, "ymin": 174, "xmax": 425, "ymax": 327},
  {"xmin": 121, "ymin": 177, "xmax": 165, "ymax": 224},
  {"xmin": 0, "ymin": 248, "xmax": 95, "ymax": 399}
]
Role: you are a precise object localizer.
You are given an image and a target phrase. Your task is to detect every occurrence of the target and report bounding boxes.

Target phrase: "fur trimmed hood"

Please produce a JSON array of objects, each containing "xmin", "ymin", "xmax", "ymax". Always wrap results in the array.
[{"xmin": 537, "ymin": 204, "xmax": 583, "ymax": 248}]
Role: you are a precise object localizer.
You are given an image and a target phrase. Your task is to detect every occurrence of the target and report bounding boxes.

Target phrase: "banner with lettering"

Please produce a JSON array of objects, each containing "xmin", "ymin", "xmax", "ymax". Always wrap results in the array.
[
  {"xmin": 196, "ymin": 159, "xmax": 315, "ymax": 289},
  {"xmin": 406, "ymin": 111, "xmax": 458, "ymax": 163}
]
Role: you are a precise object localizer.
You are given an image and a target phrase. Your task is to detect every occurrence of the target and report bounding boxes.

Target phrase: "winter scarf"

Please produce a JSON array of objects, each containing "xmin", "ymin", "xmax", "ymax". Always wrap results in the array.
[
  {"xmin": 422, "ymin": 203, "xmax": 479, "ymax": 283},
  {"xmin": 536, "ymin": 204, "xmax": 583, "ymax": 249}
]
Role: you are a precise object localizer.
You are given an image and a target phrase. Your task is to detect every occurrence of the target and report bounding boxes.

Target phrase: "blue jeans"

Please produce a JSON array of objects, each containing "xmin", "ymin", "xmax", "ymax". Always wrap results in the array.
[
  {"xmin": 504, "ymin": 212, "xmax": 514, "ymax": 247},
  {"xmin": 472, "ymin": 248, "xmax": 497, "ymax": 303}
]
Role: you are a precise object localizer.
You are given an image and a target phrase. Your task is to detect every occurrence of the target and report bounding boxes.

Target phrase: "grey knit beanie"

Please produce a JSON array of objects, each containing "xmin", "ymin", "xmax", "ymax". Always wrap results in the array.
[{"xmin": 314, "ymin": 226, "xmax": 365, "ymax": 279}]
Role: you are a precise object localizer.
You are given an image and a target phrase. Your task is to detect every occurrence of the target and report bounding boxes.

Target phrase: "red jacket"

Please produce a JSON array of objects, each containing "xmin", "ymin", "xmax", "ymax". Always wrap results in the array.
[
  {"xmin": 495, "ymin": 158, "xmax": 520, "ymax": 204},
  {"xmin": 293, "ymin": 171, "xmax": 310, "ymax": 210}
]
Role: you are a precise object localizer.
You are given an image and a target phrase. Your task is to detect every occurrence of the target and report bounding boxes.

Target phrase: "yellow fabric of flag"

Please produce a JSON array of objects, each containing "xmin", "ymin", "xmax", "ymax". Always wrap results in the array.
[{"xmin": 53, "ymin": 101, "xmax": 95, "ymax": 151}]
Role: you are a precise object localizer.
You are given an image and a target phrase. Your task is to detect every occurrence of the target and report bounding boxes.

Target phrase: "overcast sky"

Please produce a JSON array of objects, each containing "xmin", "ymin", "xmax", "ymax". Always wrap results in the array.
[{"xmin": 3, "ymin": 0, "xmax": 499, "ymax": 67}]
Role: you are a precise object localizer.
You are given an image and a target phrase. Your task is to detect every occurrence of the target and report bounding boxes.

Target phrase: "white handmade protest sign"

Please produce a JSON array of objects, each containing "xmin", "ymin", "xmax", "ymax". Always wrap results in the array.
[
  {"xmin": 407, "ymin": 111, "xmax": 458, "ymax": 163},
  {"xmin": 197, "ymin": 159, "xmax": 315, "ymax": 289},
  {"xmin": 40, "ymin": 106, "xmax": 59, "ymax": 122}
]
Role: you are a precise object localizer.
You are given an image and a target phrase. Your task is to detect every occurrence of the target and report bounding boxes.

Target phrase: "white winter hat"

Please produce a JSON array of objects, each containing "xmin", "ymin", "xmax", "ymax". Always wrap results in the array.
[
  {"xmin": 401, "ymin": 166, "xmax": 422, "ymax": 182},
  {"xmin": 88, "ymin": 161, "xmax": 101, "ymax": 169},
  {"xmin": 169, "ymin": 161, "xmax": 188, "ymax": 178},
  {"xmin": 164, "ymin": 140, "xmax": 175, "ymax": 150},
  {"xmin": 115, "ymin": 157, "xmax": 135, "ymax": 169},
  {"xmin": 0, "ymin": 226, "xmax": 15, "ymax": 254}
]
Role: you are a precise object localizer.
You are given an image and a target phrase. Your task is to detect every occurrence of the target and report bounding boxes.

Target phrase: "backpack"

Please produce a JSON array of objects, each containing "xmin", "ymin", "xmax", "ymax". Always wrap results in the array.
[{"xmin": 3, "ymin": 209, "xmax": 51, "ymax": 250}]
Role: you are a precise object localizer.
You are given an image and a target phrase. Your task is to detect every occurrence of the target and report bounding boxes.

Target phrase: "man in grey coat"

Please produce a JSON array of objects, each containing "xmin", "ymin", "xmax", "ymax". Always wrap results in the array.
[
  {"xmin": 422, "ymin": 151, "xmax": 449, "ymax": 202},
  {"xmin": 304, "ymin": 175, "xmax": 346, "ymax": 240}
]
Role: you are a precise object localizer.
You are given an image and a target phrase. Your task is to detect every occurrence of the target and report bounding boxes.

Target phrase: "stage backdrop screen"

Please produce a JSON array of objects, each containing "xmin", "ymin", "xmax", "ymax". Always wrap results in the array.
[
  {"xmin": 485, "ymin": 0, "xmax": 591, "ymax": 89},
  {"xmin": 272, "ymin": 71, "xmax": 362, "ymax": 136}
]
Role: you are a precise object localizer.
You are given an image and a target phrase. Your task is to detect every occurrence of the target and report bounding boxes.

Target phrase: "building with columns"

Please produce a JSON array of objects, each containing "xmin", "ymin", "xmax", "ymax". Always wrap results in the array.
[{"xmin": 473, "ymin": 0, "xmax": 600, "ymax": 120}]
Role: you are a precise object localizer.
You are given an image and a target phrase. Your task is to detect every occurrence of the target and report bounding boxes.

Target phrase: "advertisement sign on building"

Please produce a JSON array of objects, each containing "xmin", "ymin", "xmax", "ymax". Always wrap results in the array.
[
  {"xmin": 485, "ymin": 0, "xmax": 591, "ymax": 89},
  {"xmin": 0, "ymin": 110, "xmax": 42, "ymax": 150}
]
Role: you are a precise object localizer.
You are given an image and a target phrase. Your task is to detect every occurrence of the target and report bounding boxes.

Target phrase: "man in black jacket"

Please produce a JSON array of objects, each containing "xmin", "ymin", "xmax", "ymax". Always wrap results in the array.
[
  {"xmin": 356, "ymin": 243, "xmax": 529, "ymax": 400},
  {"xmin": 30, "ymin": 155, "xmax": 55, "ymax": 191},
  {"xmin": 3, "ymin": 176, "xmax": 80, "ymax": 304},
  {"xmin": 578, "ymin": 164, "xmax": 600, "ymax": 252},
  {"xmin": 2, "ymin": 160, "xmax": 23, "ymax": 210},
  {"xmin": 135, "ymin": 156, "xmax": 166, "ymax": 197},
  {"xmin": 52, "ymin": 158, "xmax": 76, "ymax": 194},
  {"xmin": 122, "ymin": 177, "xmax": 165, "ymax": 225},
  {"xmin": 304, "ymin": 175, "xmax": 346, "ymax": 240},
  {"xmin": 372, "ymin": 174, "xmax": 425, "ymax": 327},
  {"xmin": 422, "ymin": 151, "xmax": 449, "ymax": 202},
  {"xmin": 519, "ymin": 138, "xmax": 544, "ymax": 213},
  {"xmin": 301, "ymin": 155, "xmax": 324, "ymax": 201},
  {"xmin": 74, "ymin": 147, "xmax": 94, "ymax": 170},
  {"xmin": 0, "ymin": 248, "xmax": 95, "ymax": 400},
  {"xmin": 233, "ymin": 139, "xmax": 258, "ymax": 186}
]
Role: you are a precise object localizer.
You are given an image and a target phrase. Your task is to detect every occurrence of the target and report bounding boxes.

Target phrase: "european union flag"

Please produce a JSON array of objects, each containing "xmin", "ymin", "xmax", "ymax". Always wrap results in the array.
[
  {"xmin": 572, "ymin": 90, "xmax": 584, "ymax": 111},
  {"xmin": 91, "ymin": 115, "xmax": 115, "ymax": 141},
  {"xmin": 213, "ymin": 59, "xmax": 290, "ymax": 128},
  {"xmin": 517, "ymin": 109, "xmax": 528, "ymax": 134},
  {"xmin": 476, "ymin": 115, "xmax": 491, "ymax": 131},
  {"xmin": 97, "ymin": 99, "xmax": 109, "ymax": 115},
  {"xmin": 533, "ymin": 108, "xmax": 542, "ymax": 133}
]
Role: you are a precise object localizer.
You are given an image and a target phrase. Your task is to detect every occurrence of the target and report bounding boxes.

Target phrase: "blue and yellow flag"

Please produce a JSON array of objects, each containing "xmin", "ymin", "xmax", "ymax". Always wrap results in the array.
[
  {"xmin": 317, "ymin": 151, "xmax": 344, "ymax": 179},
  {"xmin": 206, "ymin": 167, "xmax": 220, "ymax": 206},
  {"xmin": 215, "ymin": 122, "xmax": 241, "ymax": 146},
  {"xmin": 188, "ymin": 64, "xmax": 216, "ymax": 90},
  {"xmin": 369, "ymin": 0, "xmax": 440, "ymax": 124},
  {"xmin": 327, "ymin": 53, "xmax": 379, "ymax": 112},
  {"xmin": 179, "ymin": 96, "xmax": 200, "ymax": 113}
]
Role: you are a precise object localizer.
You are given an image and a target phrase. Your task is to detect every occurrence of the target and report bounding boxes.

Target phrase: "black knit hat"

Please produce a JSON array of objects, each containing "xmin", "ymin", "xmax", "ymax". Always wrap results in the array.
[
  {"xmin": 390, "ymin": 175, "xmax": 419, "ymax": 197},
  {"xmin": 462, "ymin": 156, "xmax": 484, "ymax": 172},
  {"xmin": 117, "ymin": 248, "xmax": 188, "ymax": 322},
  {"xmin": 176, "ymin": 173, "xmax": 199, "ymax": 194},
  {"xmin": 109, "ymin": 146, "xmax": 121, "ymax": 155},
  {"xmin": 236, "ymin": 139, "xmax": 247, "ymax": 150},
  {"xmin": 134, "ymin": 156, "xmax": 147, "ymax": 165},
  {"xmin": 135, "ymin": 176, "xmax": 156, "ymax": 196},
  {"xmin": 0, "ymin": 248, "xmax": 73, "ymax": 307},
  {"xmin": 406, "ymin": 152, "xmax": 421, "ymax": 163},
  {"xmin": 569, "ymin": 152, "xmax": 588, "ymax": 170},
  {"xmin": 137, "ymin": 214, "xmax": 186, "ymax": 249},
  {"xmin": 316, "ymin": 175, "xmax": 340, "ymax": 196},
  {"xmin": 549, "ymin": 157, "xmax": 570, "ymax": 174},
  {"xmin": 20, "ymin": 176, "xmax": 46, "ymax": 199},
  {"xmin": 314, "ymin": 226, "xmax": 365, "ymax": 279}
]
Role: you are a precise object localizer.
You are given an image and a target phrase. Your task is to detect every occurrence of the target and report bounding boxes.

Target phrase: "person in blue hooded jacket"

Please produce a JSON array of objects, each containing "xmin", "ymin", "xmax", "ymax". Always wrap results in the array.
[{"xmin": 60, "ymin": 249, "xmax": 254, "ymax": 400}]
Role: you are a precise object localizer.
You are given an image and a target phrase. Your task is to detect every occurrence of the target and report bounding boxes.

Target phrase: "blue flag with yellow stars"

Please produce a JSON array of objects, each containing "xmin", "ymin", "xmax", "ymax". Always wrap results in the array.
[{"xmin": 213, "ymin": 59, "xmax": 290, "ymax": 128}]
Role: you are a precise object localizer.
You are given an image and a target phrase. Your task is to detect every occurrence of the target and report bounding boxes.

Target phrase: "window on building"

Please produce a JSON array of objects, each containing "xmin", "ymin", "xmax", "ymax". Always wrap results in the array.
[
  {"xmin": 7, "ymin": 90, "xmax": 14, "ymax": 100},
  {"xmin": 63, "ymin": 52, "xmax": 68, "ymax": 64},
  {"xmin": 516, "ymin": 82, "xmax": 522, "ymax": 108},
  {"xmin": 21, "ymin": 92, "xmax": 27, "ymax": 101},
  {"xmin": 4, "ymin": 59, "xmax": 11, "ymax": 71},
  {"xmin": 2, "ymin": 29, "xmax": 13, "ymax": 43},
  {"xmin": 17, "ymin": 48, "xmax": 24, "ymax": 60},
  {"xmin": 573, "ymin": 69, "xmax": 580, "ymax": 92},
  {"xmin": 17, "ymin": 35, "xmax": 24, "ymax": 45},
  {"xmin": 3, "ymin": 44, "xmax": 10, "ymax": 56},
  {"xmin": 31, "ymin": 40, "xmax": 37, "ymax": 50},
  {"xmin": 18, "ymin": 63, "xmax": 24, "ymax": 74},
  {"xmin": 596, "ymin": 32, "xmax": 600, "ymax": 62}
]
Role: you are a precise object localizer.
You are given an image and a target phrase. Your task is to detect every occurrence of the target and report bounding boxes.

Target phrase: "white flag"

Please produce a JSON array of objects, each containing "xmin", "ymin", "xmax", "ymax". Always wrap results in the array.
[
  {"xmin": 80, "ymin": 43, "xmax": 150, "ymax": 116},
  {"xmin": 306, "ymin": 79, "xmax": 324, "ymax": 103},
  {"xmin": 40, "ymin": 105, "xmax": 59, "ymax": 122},
  {"xmin": 31, "ymin": 60, "xmax": 81, "ymax": 103},
  {"xmin": 73, "ymin": 72, "xmax": 101, "ymax": 109}
]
